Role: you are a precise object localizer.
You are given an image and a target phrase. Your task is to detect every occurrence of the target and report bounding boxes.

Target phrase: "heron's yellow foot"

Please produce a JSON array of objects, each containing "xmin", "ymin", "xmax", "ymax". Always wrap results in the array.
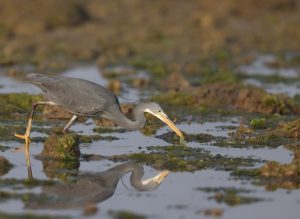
[
  {"xmin": 15, "ymin": 133, "xmax": 31, "ymax": 144},
  {"xmin": 13, "ymin": 134, "xmax": 30, "ymax": 152}
]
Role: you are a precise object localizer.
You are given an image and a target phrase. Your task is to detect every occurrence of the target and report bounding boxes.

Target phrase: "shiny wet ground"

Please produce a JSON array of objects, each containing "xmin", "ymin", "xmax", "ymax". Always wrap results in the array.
[{"xmin": 0, "ymin": 62, "xmax": 300, "ymax": 219}]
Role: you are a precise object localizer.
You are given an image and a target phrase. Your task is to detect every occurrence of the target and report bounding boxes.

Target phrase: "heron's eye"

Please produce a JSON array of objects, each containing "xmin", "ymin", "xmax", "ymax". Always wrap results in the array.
[{"xmin": 158, "ymin": 110, "xmax": 161, "ymax": 113}]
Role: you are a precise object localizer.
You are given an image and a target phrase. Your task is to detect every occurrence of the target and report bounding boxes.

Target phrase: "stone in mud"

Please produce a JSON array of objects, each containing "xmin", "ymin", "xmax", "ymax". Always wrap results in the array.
[
  {"xmin": 211, "ymin": 189, "xmax": 262, "ymax": 206},
  {"xmin": 41, "ymin": 158, "xmax": 79, "ymax": 181},
  {"xmin": 108, "ymin": 210, "xmax": 146, "ymax": 219},
  {"xmin": 259, "ymin": 161, "xmax": 299, "ymax": 178},
  {"xmin": 0, "ymin": 0, "xmax": 88, "ymax": 36},
  {"xmin": 107, "ymin": 79, "xmax": 122, "ymax": 95},
  {"xmin": 201, "ymin": 208, "xmax": 223, "ymax": 217},
  {"xmin": 233, "ymin": 143, "xmax": 300, "ymax": 190},
  {"xmin": 94, "ymin": 103, "xmax": 134, "ymax": 128},
  {"xmin": 248, "ymin": 118, "xmax": 300, "ymax": 145},
  {"xmin": 131, "ymin": 78, "xmax": 149, "ymax": 88},
  {"xmin": 36, "ymin": 132, "xmax": 80, "ymax": 180},
  {"xmin": 140, "ymin": 113, "xmax": 164, "ymax": 136},
  {"xmin": 259, "ymin": 143, "xmax": 300, "ymax": 179},
  {"xmin": 38, "ymin": 133, "xmax": 80, "ymax": 161},
  {"xmin": 246, "ymin": 132, "xmax": 284, "ymax": 146},
  {"xmin": 42, "ymin": 105, "xmax": 73, "ymax": 120},
  {"xmin": 0, "ymin": 156, "xmax": 12, "ymax": 176},
  {"xmin": 162, "ymin": 73, "xmax": 189, "ymax": 91},
  {"xmin": 152, "ymin": 90, "xmax": 197, "ymax": 106},
  {"xmin": 83, "ymin": 203, "xmax": 98, "ymax": 216},
  {"xmin": 157, "ymin": 131, "xmax": 215, "ymax": 145},
  {"xmin": 153, "ymin": 83, "xmax": 300, "ymax": 115},
  {"xmin": 279, "ymin": 119, "xmax": 300, "ymax": 138},
  {"xmin": 43, "ymin": 105, "xmax": 87, "ymax": 123}
]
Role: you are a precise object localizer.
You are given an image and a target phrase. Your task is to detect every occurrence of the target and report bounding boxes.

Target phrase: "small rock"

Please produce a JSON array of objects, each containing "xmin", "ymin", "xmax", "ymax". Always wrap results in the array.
[
  {"xmin": 132, "ymin": 78, "xmax": 149, "ymax": 88},
  {"xmin": 107, "ymin": 80, "xmax": 121, "ymax": 95},
  {"xmin": 203, "ymin": 208, "xmax": 223, "ymax": 217},
  {"xmin": 0, "ymin": 156, "xmax": 12, "ymax": 176},
  {"xmin": 163, "ymin": 73, "xmax": 189, "ymax": 90},
  {"xmin": 43, "ymin": 105, "xmax": 73, "ymax": 120},
  {"xmin": 37, "ymin": 133, "xmax": 80, "ymax": 160},
  {"xmin": 43, "ymin": 105, "xmax": 86, "ymax": 122},
  {"xmin": 83, "ymin": 203, "xmax": 98, "ymax": 216},
  {"xmin": 93, "ymin": 103, "xmax": 133, "ymax": 128}
]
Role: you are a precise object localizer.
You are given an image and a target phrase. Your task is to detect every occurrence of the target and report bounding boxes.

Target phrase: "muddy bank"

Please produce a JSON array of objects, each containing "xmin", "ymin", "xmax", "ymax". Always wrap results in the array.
[
  {"xmin": 153, "ymin": 82, "xmax": 300, "ymax": 115},
  {"xmin": 0, "ymin": 0, "xmax": 299, "ymax": 74}
]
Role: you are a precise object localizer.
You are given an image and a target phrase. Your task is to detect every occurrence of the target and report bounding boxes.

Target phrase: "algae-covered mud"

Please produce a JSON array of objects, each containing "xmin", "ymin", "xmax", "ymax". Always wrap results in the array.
[
  {"xmin": 1, "ymin": 64, "xmax": 300, "ymax": 219},
  {"xmin": 1, "ymin": 1, "xmax": 300, "ymax": 219}
]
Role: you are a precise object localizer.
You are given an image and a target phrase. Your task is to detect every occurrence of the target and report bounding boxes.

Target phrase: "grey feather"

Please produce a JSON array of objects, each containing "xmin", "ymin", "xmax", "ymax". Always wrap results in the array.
[
  {"xmin": 27, "ymin": 73, "xmax": 119, "ymax": 116},
  {"xmin": 27, "ymin": 73, "xmax": 168, "ymax": 131}
]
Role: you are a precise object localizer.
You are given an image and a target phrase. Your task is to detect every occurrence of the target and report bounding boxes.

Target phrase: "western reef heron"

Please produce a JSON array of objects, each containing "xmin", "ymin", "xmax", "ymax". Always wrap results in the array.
[{"xmin": 15, "ymin": 73, "xmax": 184, "ymax": 147}]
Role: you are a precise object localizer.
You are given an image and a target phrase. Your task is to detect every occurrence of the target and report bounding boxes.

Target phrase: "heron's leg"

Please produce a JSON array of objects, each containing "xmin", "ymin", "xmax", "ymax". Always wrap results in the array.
[
  {"xmin": 15, "ymin": 101, "xmax": 55, "ymax": 143},
  {"xmin": 63, "ymin": 115, "xmax": 78, "ymax": 134}
]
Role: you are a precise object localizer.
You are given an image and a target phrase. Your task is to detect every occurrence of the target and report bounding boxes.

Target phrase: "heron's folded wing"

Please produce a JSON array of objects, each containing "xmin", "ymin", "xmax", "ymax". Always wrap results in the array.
[{"xmin": 28, "ymin": 74, "xmax": 118, "ymax": 115}]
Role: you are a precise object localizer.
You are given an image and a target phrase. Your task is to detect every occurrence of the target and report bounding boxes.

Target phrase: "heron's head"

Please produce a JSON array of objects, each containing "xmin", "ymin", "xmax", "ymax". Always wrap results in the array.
[{"xmin": 143, "ymin": 102, "xmax": 184, "ymax": 139}]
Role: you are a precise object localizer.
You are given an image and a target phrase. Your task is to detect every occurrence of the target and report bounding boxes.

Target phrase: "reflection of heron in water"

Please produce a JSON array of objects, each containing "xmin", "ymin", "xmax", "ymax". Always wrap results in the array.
[{"xmin": 25, "ymin": 163, "xmax": 169, "ymax": 209}]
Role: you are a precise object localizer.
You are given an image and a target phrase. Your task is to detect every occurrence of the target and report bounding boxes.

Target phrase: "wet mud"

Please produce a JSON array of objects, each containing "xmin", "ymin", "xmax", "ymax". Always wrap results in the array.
[{"xmin": 0, "ymin": 1, "xmax": 300, "ymax": 218}]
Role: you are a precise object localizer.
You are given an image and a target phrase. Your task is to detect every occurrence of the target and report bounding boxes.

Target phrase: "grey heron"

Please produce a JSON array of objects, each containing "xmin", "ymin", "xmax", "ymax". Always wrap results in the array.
[{"xmin": 15, "ymin": 73, "xmax": 184, "ymax": 147}]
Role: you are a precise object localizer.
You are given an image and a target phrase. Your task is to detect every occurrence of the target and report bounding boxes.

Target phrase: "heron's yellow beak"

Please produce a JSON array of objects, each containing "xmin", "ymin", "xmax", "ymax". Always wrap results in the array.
[{"xmin": 154, "ymin": 112, "xmax": 184, "ymax": 138}]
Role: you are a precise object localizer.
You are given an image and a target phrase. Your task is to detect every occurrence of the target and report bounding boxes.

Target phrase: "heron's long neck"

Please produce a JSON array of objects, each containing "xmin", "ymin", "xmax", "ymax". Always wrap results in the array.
[
  {"xmin": 106, "ymin": 104, "xmax": 146, "ymax": 130},
  {"xmin": 106, "ymin": 163, "xmax": 166, "ymax": 191}
]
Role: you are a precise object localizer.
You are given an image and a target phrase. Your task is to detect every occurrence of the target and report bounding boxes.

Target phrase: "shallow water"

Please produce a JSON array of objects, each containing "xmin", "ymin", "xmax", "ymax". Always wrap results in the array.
[
  {"xmin": 0, "ymin": 63, "xmax": 300, "ymax": 219},
  {"xmin": 240, "ymin": 54, "xmax": 300, "ymax": 97},
  {"xmin": 0, "ymin": 72, "xmax": 40, "ymax": 94}
]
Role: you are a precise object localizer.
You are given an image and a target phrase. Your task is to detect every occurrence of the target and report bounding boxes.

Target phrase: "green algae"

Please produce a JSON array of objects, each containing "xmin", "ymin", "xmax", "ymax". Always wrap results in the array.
[
  {"xmin": 0, "ymin": 124, "xmax": 27, "ymax": 142},
  {"xmin": 140, "ymin": 113, "xmax": 163, "ymax": 136},
  {"xmin": 157, "ymin": 131, "xmax": 216, "ymax": 145},
  {"xmin": 109, "ymin": 145, "xmax": 259, "ymax": 172},
  {"xmin": 78, "ymin": 134, "xmax": 118, "ymax": 143},
  {"xmin": 152, "ymin": 91, "xmax": 197, "ymax": 107},
  {"xmin": 0, "ymin": 210, "xmax": 69, "ymax": 219},
  {"xmin": 246, "ymin": 132, "xmax": 285, "ymax": 146},
  {"xmin": 210, "ymin": 189, "xmax": 262, "ymax": 206},
  {"xmin": 232, "ymin": 143, "xmax": 300, "ymax": 190},
  {"xmin": 93, "ymin": 127, "xmax": 127, "ymax": 134},
  {"xmin": 238, "ymin": 118, "xmax": 300, "ymax": 148},
  {"xmin": 197, "ymin": 187, "xmax": 263, "ymax": 206},
  {"xmin": 220, "ymin": 116, "xmax": 300, "ymax": 148},
  {"xmin": 0, "ymin": 93, "xmax": 43, "ymax": 117},
  {"xmin": 40, "ymin": 158, "xmax": 79, "ymax": 181},
  {"xmin": 108, "ymin": 209, "xmax": 146, "ymax": 219},
  {"xmin": 179, "ymin": 136, "xmax": 186, "ymax": 146},
  {"xmin": 250, "ymin": 118, "xmax": 267, "ymax": 129},
  {"xmin": 35, "ymin": 132, "xmax": 81, "ymax": 181},
  {"xmin": 39, "ymin": 133, "xmax": 80, "ymax": 161},
  {"xmin": 130, "ymin": 59, "xmax": 167, "ymax": 79},
  {"xmin": 151, "ymin": 83, "xmax": 300, "ymax": 116},
  {"xmin": 201, "ymin": 69, "xmax": 239, "ymax": 84},
  {"xmin": 262, "ymin": 94, "xmax": 286, "ymax": 112},
  {"xmin": 279, "ymin": 119, "xmax": 300, "ymax": 138}
]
